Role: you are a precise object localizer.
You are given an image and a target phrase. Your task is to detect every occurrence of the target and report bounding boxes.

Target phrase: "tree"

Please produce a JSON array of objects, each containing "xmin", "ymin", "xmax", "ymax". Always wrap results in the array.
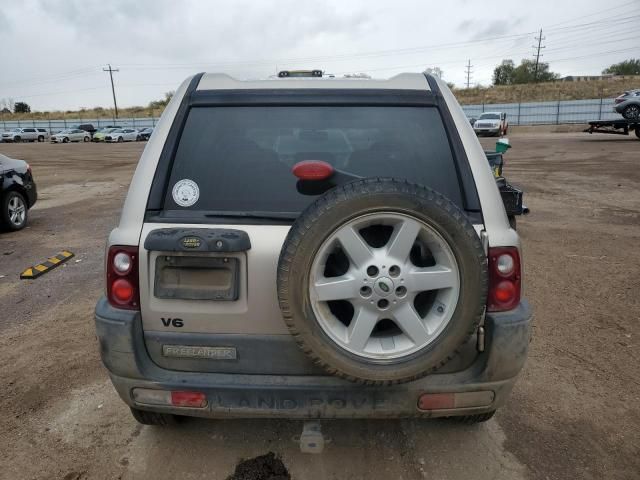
[
  {"xmin": 493, "ymin": 60, "xmax": 515, "ymax": 85},
  {"xmin": 14, "ymin": 102, "xmax": 31, "ymax": 113},
  {"xmin": 0, "ymin": 98, "xmax": 15, "ymax": 112},
  {"xmin": 602, "ymin": 59, "xmax": 640, "ymax": 75},
  {"xmin": 514, "ymin": 59, "xmax": 558, "ymax": 83},
  {"xmin": 148, "ymin": 91, "xmax": 175, "ymax": 110},
  {"xmin": 1, "ymin": 107, "xmax": 10, "ymax": 115},
  {"xmin": 492, "ymin": 59, "xmax": 559, "ymax": 85}
]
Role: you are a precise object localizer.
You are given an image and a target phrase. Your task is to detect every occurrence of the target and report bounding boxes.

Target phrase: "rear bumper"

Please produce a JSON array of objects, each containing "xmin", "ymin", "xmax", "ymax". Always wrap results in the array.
[
  {"xmin": 95, "ymin": 297, "xmax": 532, "ymax": 419},
  {"xmin": 474, "ymin": 128, "xmax": 500, "ymax": 134},
  {"xmin": 25, "ymin": 181, "xmax": 37, "ymax": 208}
]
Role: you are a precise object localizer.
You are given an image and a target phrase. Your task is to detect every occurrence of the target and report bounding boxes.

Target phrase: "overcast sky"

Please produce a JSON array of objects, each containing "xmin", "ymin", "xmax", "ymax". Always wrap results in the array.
[{"xmin": 0, "ymin": 0, "xmax": 638, "ymax": 111}]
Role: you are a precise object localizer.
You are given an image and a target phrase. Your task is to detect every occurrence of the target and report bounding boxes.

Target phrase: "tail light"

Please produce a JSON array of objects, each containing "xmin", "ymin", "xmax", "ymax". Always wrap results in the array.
[
  {"xmin": 487, "ymin": 247, "xmax": 521, "ymax": 312},
  {"xmin": 614, "ymin": 96, "xmax": 626, "ymax": 104},
  {"xmin": 132, "ymin": 388, "xmax": 208, "ymax": 408},
  {"xmin": 106, "ymin": 246, "xmax": 139, "ymax": 310}
]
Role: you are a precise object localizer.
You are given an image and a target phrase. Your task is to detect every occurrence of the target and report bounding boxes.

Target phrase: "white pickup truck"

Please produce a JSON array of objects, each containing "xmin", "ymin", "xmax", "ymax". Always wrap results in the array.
[{"xmin": 1, "ymin": 127, "xmax": 49, "ymax": 143}]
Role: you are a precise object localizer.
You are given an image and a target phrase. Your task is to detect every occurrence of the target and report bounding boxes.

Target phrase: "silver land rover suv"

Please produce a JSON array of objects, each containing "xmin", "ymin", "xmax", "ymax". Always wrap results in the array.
[{"xmin": 95, "ymin": 71, "xmax": 532, "ymax": 426}]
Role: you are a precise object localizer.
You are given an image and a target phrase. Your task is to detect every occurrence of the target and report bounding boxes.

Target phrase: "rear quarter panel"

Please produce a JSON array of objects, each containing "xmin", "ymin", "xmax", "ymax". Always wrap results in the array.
[
  {"xmin": 108, "ymin": 75, "xmax": 197, "ymax": 248},
  {"xmin": 433, "ymin": 77, "xmax": 519, "ymax": 249}
]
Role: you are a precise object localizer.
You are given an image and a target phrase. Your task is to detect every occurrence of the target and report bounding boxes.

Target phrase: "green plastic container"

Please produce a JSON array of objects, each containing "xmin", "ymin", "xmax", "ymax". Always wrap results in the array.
[{"xmin": 495, "ymin": 138, "xmax": 511, "ymax": 153}]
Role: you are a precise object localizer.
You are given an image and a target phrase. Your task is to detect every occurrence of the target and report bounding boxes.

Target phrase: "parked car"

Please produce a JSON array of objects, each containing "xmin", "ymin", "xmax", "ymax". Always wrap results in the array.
[
  {"xmin": 50, "ymin": 129, "xmax": 91, "ymax": 143},
  {"xmin": 93, "ymin": 127, "xmax": 119, "ymax": 142},
  {"xmin": 71, "ymin": 123, "xmax": 97, "ymax": 136},
  {"xmin": 105, "ymin": 128, "xmax": 139, "ymax": 143},
  {"xmin": 1, "ymin": 127, "xmax": 46, "ymax": 143},
  {"xmin": 137, "ymin": 127, "xmax": 154, "ymax": 141},
  {"xmin": 473, "ymin": 112, "xmax": 508, "ymax": 136},
  {"xmin": 95, "ymin": 71, "xmax": 531, "ymax": 427},
  {"xmin": 614, "ymin": 89, "xmax": 640, "ymax": 120},
  {"xmin": 0, "ymin": 154, "xmax": 37, "ymax": 231},
  {"xmin": 36, "ymin": 128, "xmax": 50, "ymax": 141}
]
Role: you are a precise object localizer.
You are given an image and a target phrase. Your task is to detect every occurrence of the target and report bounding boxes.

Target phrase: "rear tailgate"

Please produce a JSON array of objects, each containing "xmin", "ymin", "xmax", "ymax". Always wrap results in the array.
[{"xmin": 139, "ymin": 222, "xmax": 324, "ymax": 375}]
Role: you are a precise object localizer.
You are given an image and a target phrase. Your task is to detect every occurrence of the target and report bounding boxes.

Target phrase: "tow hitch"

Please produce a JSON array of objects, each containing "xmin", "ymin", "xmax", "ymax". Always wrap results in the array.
[{"xmin": 295, "ymin": 421, "xmax": 327, "ymax": 453}]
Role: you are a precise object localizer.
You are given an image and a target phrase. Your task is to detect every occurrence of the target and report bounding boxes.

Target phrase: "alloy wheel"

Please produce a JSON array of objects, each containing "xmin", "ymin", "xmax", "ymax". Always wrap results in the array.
[
  {"xmin": 309, "ymin": 212, "xmax": 460, "ymax": 360},
  {"xmin": 8, "ymin": 195, "xmax": 26, "ymax": 227},
  {"xmin": 623, "ymin": 105, "xmax": 640, "ymax": 120}
]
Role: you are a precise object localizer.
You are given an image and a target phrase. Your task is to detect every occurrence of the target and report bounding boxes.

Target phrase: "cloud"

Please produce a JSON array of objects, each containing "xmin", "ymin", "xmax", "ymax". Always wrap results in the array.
[{"xmin": 0, "ymin": 0, "xmax": 619, "ymax": 109}]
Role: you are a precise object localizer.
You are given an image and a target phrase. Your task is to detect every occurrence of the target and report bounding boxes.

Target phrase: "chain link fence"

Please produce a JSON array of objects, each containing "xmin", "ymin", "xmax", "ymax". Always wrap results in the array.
[
  {"xmin": 0, "ymin": 117, "xmax": 158, "ymax": 134},
  {"xmin": 0, "ymin": 97, "xmax": 624, "ymax": 134},
  {"xmin": 461, "ymin": 97, "xmax": 621, "ymax": 125}
]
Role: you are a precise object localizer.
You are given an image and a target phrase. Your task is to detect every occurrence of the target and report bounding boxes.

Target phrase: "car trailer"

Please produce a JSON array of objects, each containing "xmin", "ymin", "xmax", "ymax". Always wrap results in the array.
[{"xmin": 584, "ymin": 119, "xmax": 640, "ymax": 139}]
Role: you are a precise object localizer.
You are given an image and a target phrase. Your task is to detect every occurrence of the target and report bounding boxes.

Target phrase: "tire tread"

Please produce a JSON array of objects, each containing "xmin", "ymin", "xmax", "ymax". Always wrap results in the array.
[{"xmin": 277, "ymin": 178, "xmax": 488, "ymax": 385}]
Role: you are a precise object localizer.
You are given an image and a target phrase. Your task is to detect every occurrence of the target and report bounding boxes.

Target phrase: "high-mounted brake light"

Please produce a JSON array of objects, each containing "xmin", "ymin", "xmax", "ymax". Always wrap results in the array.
[
  {"xmin": 107, "ymin": 246, "xmax": 139, "ymax": 310},
  {"xmin": 278, "ymin": 69, "xmax": 323, "ymax": 78},
  {"xmin": 487, "ymin": 247, "xmax": 521, "ymax": 312},
  {"xmin": 292, "ymin": 160, "xmax": 334, "ymax": 181}
]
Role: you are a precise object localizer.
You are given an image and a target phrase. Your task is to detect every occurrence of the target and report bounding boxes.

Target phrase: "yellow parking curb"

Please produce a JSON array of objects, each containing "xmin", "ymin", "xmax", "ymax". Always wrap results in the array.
[{"xmin": 20, "ymin": 251, "xmax": 75, "ymax": 279}]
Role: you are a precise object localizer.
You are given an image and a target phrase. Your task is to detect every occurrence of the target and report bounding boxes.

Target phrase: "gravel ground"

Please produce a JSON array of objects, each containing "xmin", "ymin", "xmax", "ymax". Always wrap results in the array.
[{"xmin": 0, "ymin": 132, "xmax": 638, "ymax": 480}]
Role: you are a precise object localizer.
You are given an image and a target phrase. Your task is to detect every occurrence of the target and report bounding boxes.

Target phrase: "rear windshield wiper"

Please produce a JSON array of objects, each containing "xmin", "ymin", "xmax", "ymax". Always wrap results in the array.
[{"xmin": 203, "ymin": 211, "xmax": 299, "ymax": 221}]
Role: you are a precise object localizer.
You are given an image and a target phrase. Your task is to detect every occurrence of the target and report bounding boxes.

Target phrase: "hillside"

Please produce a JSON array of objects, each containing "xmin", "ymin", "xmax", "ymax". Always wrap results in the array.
[
  {"xmin": 452, "ymin": 75, "xmax": 640, "ymax": 105},
  {"xmin": 2, "ymin": 76, "xmax": 639, "ymax": 122}
]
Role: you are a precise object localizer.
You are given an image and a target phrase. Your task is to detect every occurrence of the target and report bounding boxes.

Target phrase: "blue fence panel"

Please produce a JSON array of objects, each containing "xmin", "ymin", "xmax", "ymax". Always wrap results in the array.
[
  {"xmin": 460, "ymin": 97, "xmax": 622, "ymax": 125},
  {"xmin": 0, "ymin": 117, "xmax": 160, "ymax": 134},
  {"xmin": 0, "ymin": 97, "xmax": 627, "ymax": 131}
]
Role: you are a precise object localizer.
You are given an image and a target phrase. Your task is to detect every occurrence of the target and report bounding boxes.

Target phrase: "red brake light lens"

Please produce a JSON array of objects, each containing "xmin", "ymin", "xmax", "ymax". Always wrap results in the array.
[
  {"xmin": 417, "ymin": 393, "xmax": 455, "ymax": 410},
  {"xmin": 487, "ymin": 247, "xmax": 521, "ymax": 312},
  {"xmin": 292, "ymin": 160, "xmax": 334, "ymax": 181},
  {"xmin": 107, "ymin": 246, "xmax": 139, "ymax": 310},
  {"xmin": 171, "ymin": 391, "xmax": 207, "ymax": 408},
  {"xmin": 112, "ymin": 278, "xmax": 134, "ymax": 303}
]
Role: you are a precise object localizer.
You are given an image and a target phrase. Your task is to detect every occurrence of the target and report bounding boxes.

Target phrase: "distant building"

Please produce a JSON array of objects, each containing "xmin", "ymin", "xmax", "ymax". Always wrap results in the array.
[
  {"xmin": 343, "ymin": 73, "xmax": 372, "ymax": 79},
  {"xmin": 560, "ymin": 74, "xmax": 616, "ymax": 82}
]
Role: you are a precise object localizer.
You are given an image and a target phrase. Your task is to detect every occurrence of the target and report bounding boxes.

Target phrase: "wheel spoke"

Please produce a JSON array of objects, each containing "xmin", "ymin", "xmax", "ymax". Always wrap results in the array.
[
  {"xmin": 393, "ymin": 302, "xmax": 431, "ymax": 344},
  {"xmin": 313, "ymin": 275, "xmax": 359, "ymax": 301},
  {"xmin": 405, "ymin": 266, "xmax": 457, "ymax": 293},
  {"xmin": 335, "ymin": 225, "xmax": 373, "ymax": 268},
  {"xmin": 347, "ymin": 307, "xmax": 378, "ymax": 352},
  {"xmin": 386, "ymin": 218, "xmax": 421, "ymax": 262}
]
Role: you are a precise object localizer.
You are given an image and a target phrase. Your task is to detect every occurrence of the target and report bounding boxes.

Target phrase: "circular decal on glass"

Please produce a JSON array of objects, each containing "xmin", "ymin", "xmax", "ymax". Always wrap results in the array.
[{"xmin": 172, "ymin": 179, "xmax": 200, "ymax": 207}]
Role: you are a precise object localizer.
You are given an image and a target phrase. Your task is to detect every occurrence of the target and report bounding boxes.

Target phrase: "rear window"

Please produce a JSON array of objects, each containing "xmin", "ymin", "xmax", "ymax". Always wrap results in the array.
[{"xmin": 163, "ymin": 106, "xmax": 463, "ymax": 216}]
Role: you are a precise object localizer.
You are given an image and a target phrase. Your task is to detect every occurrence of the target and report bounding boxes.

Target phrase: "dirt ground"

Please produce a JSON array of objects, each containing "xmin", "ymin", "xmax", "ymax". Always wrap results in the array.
[{"xmin": 0, "ymin": 132, "xmax": 638, "ymax": 480}]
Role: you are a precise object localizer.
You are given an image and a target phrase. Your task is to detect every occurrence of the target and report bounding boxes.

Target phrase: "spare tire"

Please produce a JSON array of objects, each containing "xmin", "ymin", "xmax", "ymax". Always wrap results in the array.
[{"xmin": 277, "ymin": 178, "xmax": 487, "ymax": 385}]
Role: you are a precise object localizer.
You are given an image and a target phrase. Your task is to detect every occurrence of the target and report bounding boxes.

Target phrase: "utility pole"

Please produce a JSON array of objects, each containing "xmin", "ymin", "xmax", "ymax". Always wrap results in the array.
[
  {"xmin": 465, "ymin": 59, "xmax": 473, "ymax": 89},
  {"xmin": 533, "ymin": 29, "xmax": 545, "ymax": 82},
  {"xmin": 103, "ymin": 64, "xmax": 119, "ymax": 119}
]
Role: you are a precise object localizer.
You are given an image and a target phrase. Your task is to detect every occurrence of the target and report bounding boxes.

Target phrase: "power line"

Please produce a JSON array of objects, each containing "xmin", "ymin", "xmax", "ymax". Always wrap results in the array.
[
  {"xmin": 3, "ymin": 12, "xmax": 637, "ymax": 88},
  {"xmin": 533, "ymin": 28, "xmax": 546, "ymax": 82},
  {"xmin": 545, "ymin": 0, "xmax": 640, "ymax": 28},
  {"xmin": 464, "ymin": 59, "xmax": 473, "ymax": 88},
  {"xmin": 103, "ymin": 64, "xmax": 119, "ymax": 120}
]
